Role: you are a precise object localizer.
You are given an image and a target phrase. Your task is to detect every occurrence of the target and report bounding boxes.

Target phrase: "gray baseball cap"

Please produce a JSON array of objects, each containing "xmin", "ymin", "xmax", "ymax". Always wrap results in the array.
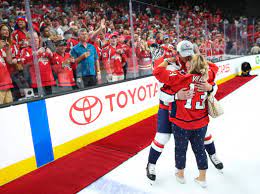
[{"xmin": 177, "ymin": 40, "xmax": 194, "ymax": 57}]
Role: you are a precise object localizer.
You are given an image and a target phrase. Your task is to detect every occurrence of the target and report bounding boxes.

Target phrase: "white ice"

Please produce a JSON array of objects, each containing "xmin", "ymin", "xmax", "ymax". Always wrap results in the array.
[{"xmin": 79, "ymin": 71, "xmax": 260, "ymax": 194}]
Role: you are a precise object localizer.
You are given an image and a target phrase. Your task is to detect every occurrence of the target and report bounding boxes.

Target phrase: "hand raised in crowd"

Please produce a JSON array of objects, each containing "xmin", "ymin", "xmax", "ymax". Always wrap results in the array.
[
  {"xmin": 50, "ymin": 35, "xmax": 62, "ymax": 42},
  {"xmin": 195, "ymin": 81, "xmax": 213, "ymax": 92},
  {"xmin": 46, "ymin": 48, "xmax": 53, "ymax": 57},
  {"xmin": 116, "ymin": 49, "xmax": 123, "ymax": 54},
  {"xmin": 176, "ymin": 88, "xmax": 195, "ymax": 100},
  {"xmin": 0, "ymin": 40, "xmax": 6, "ymax": 49},
  {"xmin": 82, "ymin": 51, "xmax": 90, "ymax": 59},
  {"xmin": 37, "ymin": 47, "xmax": 45, "ymax": 55},
  {"xmin": 97, "ymin": 72, "xmax": 102, "ymax": 84},
  {"xmin": 62, "ymin": 58, "xmax": 71, "ymax": 67},
  {"xmin": 100, "ymin": 18, "xmax": 106, "ymax": 30},
  {"xmin": 0, "ymin": 40, "xmax": 10, "ymax": 50},
  {"xmin": 13, "ymin": 58, "xmax": 24, "ymax": 71},
  {"xmin": 70, "ymin": 57, "xmax": 75, "ymax": 63},
  {"xmin": 64, "ymin": 57, "xmax": 75, "ymax": 69},
  {"xmin": 80, "ymin": 20, "xmax": 87, "ymax": 28},
  {"xmin": 12, "ymin": 58, "xmax": 18, "ymax": 65},
  {"xmin": 168, "ymin": 46, "xmax": 175, "ymax": 51},
  {"xmin": 107, "ymin": 74, "xmax": 113, "ymax": 82}
]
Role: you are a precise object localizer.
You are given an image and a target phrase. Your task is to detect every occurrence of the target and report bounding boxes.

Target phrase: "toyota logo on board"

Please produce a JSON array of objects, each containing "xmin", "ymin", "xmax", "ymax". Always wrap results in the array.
[
  {"xmin": 69, "ymin": 96, "xmax": 103, "ymax": 125},
  {"xmin": 69, "ymin": 82, "xmax": 159, "ymax": 125}
]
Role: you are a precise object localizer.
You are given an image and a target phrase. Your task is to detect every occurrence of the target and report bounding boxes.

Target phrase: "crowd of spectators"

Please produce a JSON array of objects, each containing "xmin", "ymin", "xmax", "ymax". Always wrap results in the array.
[{"xmin": 0, "ymin": 0, "xmax": 259, "ymax": 105}]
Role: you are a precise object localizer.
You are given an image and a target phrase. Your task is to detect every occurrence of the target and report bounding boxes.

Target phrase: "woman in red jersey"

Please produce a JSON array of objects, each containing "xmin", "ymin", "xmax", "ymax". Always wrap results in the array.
[{"xmin": 154, "ymin": 54, "xmax": 219, "ymax": 188}]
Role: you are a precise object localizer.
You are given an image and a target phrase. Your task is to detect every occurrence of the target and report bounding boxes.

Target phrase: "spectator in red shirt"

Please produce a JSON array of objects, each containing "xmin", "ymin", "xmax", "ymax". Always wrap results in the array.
[
  {"xmin": 136, "ymin": 39, "xmax": 152, "ymax": 76},
  {"xmin": 20, "ymin": 31, "xmax": 56, "ymax": 95},
  {"xmin": 0, "ymin": 38, "xmax": 13, "ymax": 104},
  {"xmin": 12, "ymin": 16, "xmax": 28, "ymax": 49},
  {"xmin": 1, "ymin": 24, "xmax": 29, "ymax": 101},
  {"xmin": 101, "ymin": 32, "xmax": 127, "ymax": 82},
  {"xmin": 52, "ymin": 39, "xmax": 76, "ymax": 91}
]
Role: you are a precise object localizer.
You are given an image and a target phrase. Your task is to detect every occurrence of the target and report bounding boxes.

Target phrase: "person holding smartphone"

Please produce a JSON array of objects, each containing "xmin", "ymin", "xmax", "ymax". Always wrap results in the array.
[{"xmin": 0, "ymin": 37, "xmax": 13, "ymax": 104}]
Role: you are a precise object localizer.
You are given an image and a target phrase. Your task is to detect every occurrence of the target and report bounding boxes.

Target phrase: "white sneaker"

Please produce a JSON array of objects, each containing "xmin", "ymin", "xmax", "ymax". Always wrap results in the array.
[
  {"xmin": 194, "ymin": 178, "xmax": 207, "ymax": 188},
  {"xmin": 175, "ymin": 169, "xmax": 186, "ymax": 184},
  {"xmin": 175, "ymin": 174, "xmax": 186, "ymax": 184}
]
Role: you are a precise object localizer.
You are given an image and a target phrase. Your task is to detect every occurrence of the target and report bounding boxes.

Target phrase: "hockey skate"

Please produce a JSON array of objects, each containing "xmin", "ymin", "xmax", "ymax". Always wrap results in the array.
[
  {"xmin": 209, "ymin": 154, "xmax": 224, "ymax": 172},
  {"xmin": 146, "ymin": 163, "xmax": 156, "ymax": 185}
]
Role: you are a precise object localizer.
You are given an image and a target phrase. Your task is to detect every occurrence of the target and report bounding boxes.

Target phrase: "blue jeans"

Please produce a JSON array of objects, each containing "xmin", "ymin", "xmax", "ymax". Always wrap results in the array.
[{"xmin": 172, "ymin": 124, "xmax": 208, "ymax": 170}]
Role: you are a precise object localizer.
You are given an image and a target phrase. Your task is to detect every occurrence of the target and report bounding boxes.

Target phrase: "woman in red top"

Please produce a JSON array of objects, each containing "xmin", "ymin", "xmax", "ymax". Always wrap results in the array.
[
  {"xmin": 1, "ymin": 24, "xmax": 29, "ymax": 101},
  {"xmin": 0, "ymin": 33, "xmax": 13, "ymax": 104}
]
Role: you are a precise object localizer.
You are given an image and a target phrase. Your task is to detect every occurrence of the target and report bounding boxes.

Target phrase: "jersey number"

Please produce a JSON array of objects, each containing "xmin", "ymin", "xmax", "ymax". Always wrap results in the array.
[{"xmin": 184, "ymin": 83, "xmax": 207, "ymax": 110}]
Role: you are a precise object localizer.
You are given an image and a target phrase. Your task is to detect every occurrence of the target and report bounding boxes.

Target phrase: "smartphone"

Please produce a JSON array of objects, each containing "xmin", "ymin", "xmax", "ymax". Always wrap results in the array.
[{"xmin": 1, "ymin": 35, "xmax": 8, "ymax": 42}]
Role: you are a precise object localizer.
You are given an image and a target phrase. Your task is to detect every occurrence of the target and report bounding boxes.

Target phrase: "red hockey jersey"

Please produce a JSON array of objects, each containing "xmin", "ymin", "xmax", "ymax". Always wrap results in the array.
[
  {"xmin": 20, "ymin": 47, "xmax": 56, "ymax": 88},
  {"xmin": 51, "ymin": 52, "xmax": 76, "ymax": 87},
  {"xmin": 101, "ymin": 44, "xmax": 127, "ymax": 76},
  {"xmin": 12, "ymin": 29, "xmax": 28, "ymax": 47},
  {"xmin": 0, "ymin": 49, "xmax": 13, "ymax": 90}
]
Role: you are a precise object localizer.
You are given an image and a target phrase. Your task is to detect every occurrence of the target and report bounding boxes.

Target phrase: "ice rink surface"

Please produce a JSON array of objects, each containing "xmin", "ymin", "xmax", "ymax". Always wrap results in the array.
[{"xmin": 79, "ymin": 72, "xmax": 260, "ymax": 194}]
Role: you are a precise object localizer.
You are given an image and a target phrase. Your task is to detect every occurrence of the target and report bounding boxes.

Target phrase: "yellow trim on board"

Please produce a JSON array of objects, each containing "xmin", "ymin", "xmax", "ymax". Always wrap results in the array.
[
  {"xmin": 53, "ymin": 105, "xmax": 159, "ymax": 160},
  {"xmin": 0, "ymin": 156, "xmax": 37, "ymax": 186},
  {"xmin": 252, "ymin": 66, "xmax": 260, "ymax": 70},
  {"xmin": 216, "ymin": 74, "xmax": 236, "ymax": 85}
]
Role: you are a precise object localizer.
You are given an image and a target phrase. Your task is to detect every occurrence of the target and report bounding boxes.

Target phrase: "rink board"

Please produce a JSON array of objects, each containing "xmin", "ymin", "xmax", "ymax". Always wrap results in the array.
[{"xmin": 0, "ymin": 54, "xmax": 260, "ymax": 185}]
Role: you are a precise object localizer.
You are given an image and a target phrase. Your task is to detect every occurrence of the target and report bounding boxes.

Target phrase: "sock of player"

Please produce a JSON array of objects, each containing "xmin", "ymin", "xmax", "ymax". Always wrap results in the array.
[
  {"xmin": 148, "ymin": 140, "xmax": 164, "ymax": 164},
  {"xmin": 205, "ymin": 142, "xmax": 216, "ymax": 155},
  {"xmin": 204, "ymin": 135, "xmax": 216, "ymax": 155}
]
